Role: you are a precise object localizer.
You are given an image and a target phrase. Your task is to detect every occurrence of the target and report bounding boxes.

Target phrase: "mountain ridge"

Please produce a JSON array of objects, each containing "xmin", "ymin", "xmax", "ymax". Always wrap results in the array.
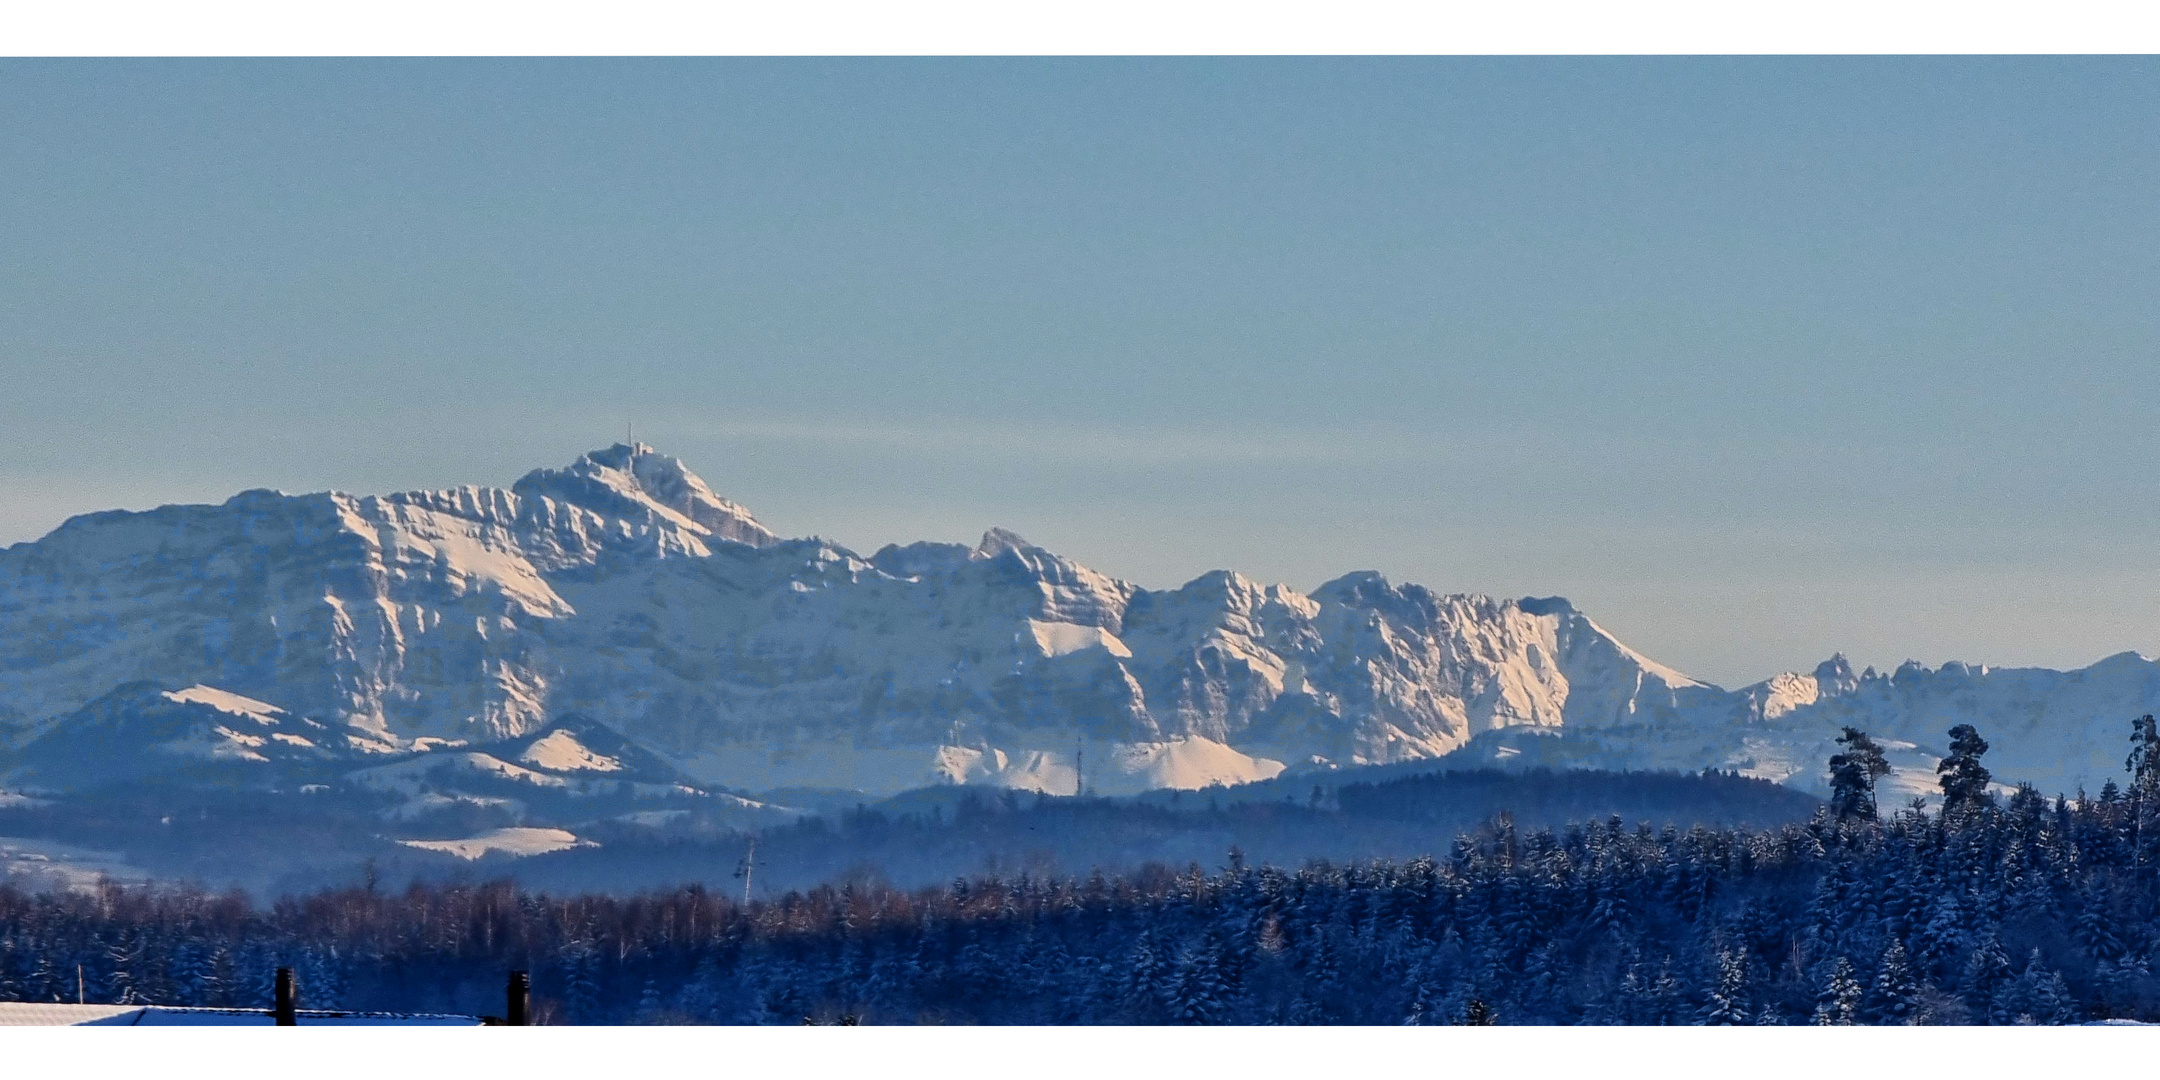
[{"xmin": 2, "ymin": 443, "xmax": 2154, "ymax": 802}]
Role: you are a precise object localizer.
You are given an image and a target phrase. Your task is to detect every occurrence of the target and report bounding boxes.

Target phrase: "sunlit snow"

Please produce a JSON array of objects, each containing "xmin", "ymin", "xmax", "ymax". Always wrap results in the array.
[
  {"xmin": 6, "ymin": 443, "xmax": 2160, "ymax": 802},
  {"xmin": 399, "ymin": 826, "xmax": 594, "ymax": 860},
  {"xmin": 161, "ymin": 685, "xmax": 285, "ymax": 721},
  {"xmin": 516, "ymin": 730, "xmax": 624, "ymax": 773}
]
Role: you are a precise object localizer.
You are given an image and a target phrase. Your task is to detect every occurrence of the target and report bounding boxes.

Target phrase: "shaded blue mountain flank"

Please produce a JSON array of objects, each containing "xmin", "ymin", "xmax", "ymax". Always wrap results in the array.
[
  {"xmin": 1514, "ymin": 595, "xmax": 1579, "ymax": 619},
  {"xmin": 6, "ymin": 691, "xmax": 687, "ymax": 796},
  {"xmin": 4, "ymin": 442, "xmax": 2159, "ymax": 802},
  {"xmin": 486, "ymin": 714, "xmax": 691, "ymax": 786},
  {"xmin": 424, "ymin": 766, "xmax": 1822, "ymax": 896},
  {"xmin": 1330, "ymin": 767, "xmax": 1820, "ymax": 825},
  {"xmin": 8, "ymin": 682, "xmax": 353, "ymax": 791},
  {"xmin": 0, "ymin": 750, "xmax": 1824, "ymax": 898},
  {"xmin": 866, "ymin": 540, "xmax": 975, "ymax": 580}
]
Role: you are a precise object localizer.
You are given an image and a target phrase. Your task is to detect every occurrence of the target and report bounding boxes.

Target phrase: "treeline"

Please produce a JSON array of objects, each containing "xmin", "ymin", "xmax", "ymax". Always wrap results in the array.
[
  {"xmin": 0, "ymin": 723, "xmax": 2156, "ymax": 1024},
  {"xmin": 494, "ymin": 767, "xmax": 1819, "ymax": 895},
  {"xmin": 0, "ymin": 791, "xmax": 2151, "ymax": 1022},
  {"xmin": 0, "ymin": 767, "xmax": 1819, "ymax": 899},
  {"xmin": 1333, "ymin": 767, "xmax": 1819, "ymax": 827}
]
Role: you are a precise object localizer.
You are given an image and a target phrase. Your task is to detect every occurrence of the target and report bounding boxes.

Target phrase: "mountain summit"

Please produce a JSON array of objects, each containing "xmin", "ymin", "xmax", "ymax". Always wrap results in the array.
[
  {"xmin": 511, "ymin": 443, "xmax": 776, "ymax": 548},
  {"xmin": 2, "ymin": 445, "xmax": 2155, "ymax": 798}
]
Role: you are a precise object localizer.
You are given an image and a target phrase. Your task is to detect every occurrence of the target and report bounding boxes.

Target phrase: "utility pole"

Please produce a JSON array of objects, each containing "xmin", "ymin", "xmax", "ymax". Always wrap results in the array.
[
  {"xmin": 738, "ymin": 835, "xmax": 757, "ymax": 906},
  {"xmin": 1074, "ymin": 745, "xmax": 1085, "ymax": 797}
]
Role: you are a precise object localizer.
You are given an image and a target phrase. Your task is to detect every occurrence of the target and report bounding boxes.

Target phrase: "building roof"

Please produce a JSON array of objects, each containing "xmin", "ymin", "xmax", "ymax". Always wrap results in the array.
[{"xmin": 0, "ymin": 1001, "xmax": 485, "ymax": 1026}]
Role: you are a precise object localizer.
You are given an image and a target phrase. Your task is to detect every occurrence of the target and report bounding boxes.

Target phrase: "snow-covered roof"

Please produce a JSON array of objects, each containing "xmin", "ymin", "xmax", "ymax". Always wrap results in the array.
[
  {"xmin": 0, "ymin": 1003, "xmax": 141, "ymax": 1025},
  {"xmin": 0, "ymin": 1002, "xmax": 484, "ymax": 1026}
]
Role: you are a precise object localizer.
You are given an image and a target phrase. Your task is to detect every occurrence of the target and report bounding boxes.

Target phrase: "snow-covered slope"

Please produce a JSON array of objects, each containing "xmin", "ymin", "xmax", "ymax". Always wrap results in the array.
[
  {"xmin": 1, "ymin": 443, "xmax": 2152, "ymax": 800},
  {"xmin": 8, "ymin": 681, "xmax": 390, "ymax": 790},
  {"xmin": 0, "ymin": 444, "xmax": 773, "ymax": 745},
  {"xmin": 400, "ymin": 826, "xmax": 594, "ymax": 861},
  {"xmin": 1721, "ymin": 653, "xmax": 2160, "ymax": 797}
]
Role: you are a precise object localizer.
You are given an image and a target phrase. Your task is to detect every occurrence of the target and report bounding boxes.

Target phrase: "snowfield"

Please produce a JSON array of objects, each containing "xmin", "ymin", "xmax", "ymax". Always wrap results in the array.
[
  {"xmin": 0, "ymin": 837, "xmax": 151, "ymax": 891},
  {"xmin": 2, "ymin": 442, "xmax": 2157, "ymax": 802},
  {"xmin": 516, "ymin": 729, "xmax": 625, "ymax": 773},
  {"xmin": 400, "ymin": 827, "xmax": 595, "ymax": 860}
]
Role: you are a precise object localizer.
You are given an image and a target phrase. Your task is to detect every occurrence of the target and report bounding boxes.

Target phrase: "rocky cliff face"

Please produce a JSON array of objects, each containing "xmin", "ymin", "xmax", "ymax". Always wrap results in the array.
[
  {"xmin": 1720, "ymin": 652, "xmax": 2160, "ymax": 800},
  {"xmin": 0, "ymin": 445, "xmax": 762, "ymax": 745},
  {"xmin": 3, "ymin": 444, "xmax": 2154, "ymax": 798}
]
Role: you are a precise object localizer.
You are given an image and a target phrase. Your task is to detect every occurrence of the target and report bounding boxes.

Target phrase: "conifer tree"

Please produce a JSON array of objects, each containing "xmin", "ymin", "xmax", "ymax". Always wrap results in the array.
[
  {"xmin": 101, "ymin": 935, "xmax": 138, "ymax": 1005},
  {"xmin": 1812, "ymin": 956, "xmax": 1863, "ymax": 1025},
  {"xmin": 1866, "ymin": 941, "xmax": 1920, "ymax": 1024},
  {"xmin": 1122, "ymin": 930, "xmax": 1171, "ymax": 1023},
  {"xmin": 673, "ymin": 953, "xmax": 728, "ymax": 1022},
  {"xmin": 1648, "ymin": 959, "xmax": 1686, "ymax": 1025},
  {"xmin": 1959, "ymin": 934, "xmax": 2014, "ymax": 1024},
  {"xmin": 296, "ymin": 947, "xmax": 343, "ymax": 1011},
  {"xmin": 1937, "ymin": 724, "xmax": 1993, "ymax": 818},
  {"xmin": 204, "ymin": 945, "xmax": 235, "ymax": 1008},
  {"xmin": 1401, "ymin": 956, "xmax": 1445, "ymax": 1025},
  {"xmin": 167, "ymin": 942, "xmax": 216, "ymax": 1006},
  {"xmin": 234, "ymin": 948, "xmax": 278, "ymax": 1009},
  {"xmin": 2128, "ymin": 714, "xmax": 2160, "ymax": 797},
  {"xmin": 0, "ymin": 939, "xmax": 23, "ymax": 1003},
  {"xmin": 2073, "ymin": 882, "xmax": 2125, "ymax": 963},
  {"xmin": 2096, "ymin": 954, "xmax": 2151, "ymax": 1019},
  {"xmin": 556, "ymin": 940, "xmax": 602, "ymax": 1024},
  {"xmin": 2128, "ymin": 714, "xmax": 2160, "ymax": 875},
  {"xmin": 1911, "ymin": 894, "xmax": 1966, "ymax": 977},
  {"xmin": 1702, "ymin": 948, "xmax": 1751, "ymax": 1025},
  {"xmin": 2009, "ymin": 951, "xmax": 2081, "ymax": 1025},
  {"xmin": 1162, "ymin": 940, "xmax": 1233, "ymax": 1024},
  {"xmin": 1829, "ymin": 728, "xmax": 1893, "ymax": 821}
]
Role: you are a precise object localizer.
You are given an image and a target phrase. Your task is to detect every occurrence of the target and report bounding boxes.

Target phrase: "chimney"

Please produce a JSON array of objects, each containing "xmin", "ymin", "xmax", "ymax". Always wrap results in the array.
[
  {"xmin": 274, "ymin": 967, "xmax": 296, "ymax": 1026},
  {"xmin": 507, "ymin": 970, "xmax": 529, "ymax": 1026}
]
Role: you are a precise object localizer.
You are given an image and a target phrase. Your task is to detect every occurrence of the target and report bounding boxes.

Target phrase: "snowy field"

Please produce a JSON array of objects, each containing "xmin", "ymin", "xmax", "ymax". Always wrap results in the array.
[{"xmin": 0, "ymin": 837, "xmax": 151, "ymax": 891}]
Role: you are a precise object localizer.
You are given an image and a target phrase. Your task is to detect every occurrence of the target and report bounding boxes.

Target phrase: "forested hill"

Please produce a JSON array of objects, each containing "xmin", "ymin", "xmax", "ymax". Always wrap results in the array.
[
  {"xmin": 0, "ymin": 765, "xmax": 1821, "ymax": 897},
  {"xmin": 454, "ymin": 768, "xmax": 1821, "ymax": 895},
  {"xmin": 1332, "ymin": 768, "xmax": 1821, "ymax": 827},
  {"xmin": 2, "ymin": 783, "xmax": 2154, "ymax": 1024}
]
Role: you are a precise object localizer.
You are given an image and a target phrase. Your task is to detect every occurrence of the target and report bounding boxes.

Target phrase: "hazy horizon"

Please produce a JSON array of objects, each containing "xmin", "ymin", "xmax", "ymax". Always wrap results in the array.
[{"xmin": 4, "ymin": 57, "xmax": 2157, "ymax": 686}]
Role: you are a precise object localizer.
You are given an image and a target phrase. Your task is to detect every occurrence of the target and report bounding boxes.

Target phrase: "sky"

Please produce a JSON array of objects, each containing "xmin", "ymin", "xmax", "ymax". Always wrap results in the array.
[{"xmin": 1, "ymin": 57, "xmax": 2156, "ymax": 687}]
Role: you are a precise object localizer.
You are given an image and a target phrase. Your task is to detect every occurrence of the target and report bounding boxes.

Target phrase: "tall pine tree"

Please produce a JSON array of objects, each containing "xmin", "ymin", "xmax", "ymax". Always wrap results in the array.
[
  {"xmin": 1829, "ymin": 728, "xmax": 1893, "ymax": 821},
  {"xmin": 1937, "ymin": 724, "xmax": 1993, "ymax": 818}
]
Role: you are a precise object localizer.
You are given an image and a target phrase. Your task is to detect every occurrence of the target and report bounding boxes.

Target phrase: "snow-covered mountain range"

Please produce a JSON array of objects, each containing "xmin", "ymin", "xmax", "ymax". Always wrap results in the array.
[{"xmin": 3, "ymin": 443, "xmax": 2153, "ymax": 803}]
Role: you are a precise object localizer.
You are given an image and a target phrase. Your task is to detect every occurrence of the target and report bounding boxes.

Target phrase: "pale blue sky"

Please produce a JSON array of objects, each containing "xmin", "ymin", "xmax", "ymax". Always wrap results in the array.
[{"xmin": 2, "ymin": 58, "xmax": 2156, "ymax": 686}]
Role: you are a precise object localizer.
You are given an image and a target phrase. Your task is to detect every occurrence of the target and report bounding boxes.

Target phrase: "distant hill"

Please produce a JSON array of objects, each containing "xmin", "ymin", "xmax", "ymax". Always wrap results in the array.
[{"xmin": 474, "ymin": 767, "xmax": 1823, "ymax": 895}]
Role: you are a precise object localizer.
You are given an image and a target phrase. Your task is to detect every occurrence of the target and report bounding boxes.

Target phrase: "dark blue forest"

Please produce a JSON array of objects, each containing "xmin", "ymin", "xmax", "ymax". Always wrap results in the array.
[{"xmin": 3, "ymin": 725, "xmax": 2157, "ymax": 1025}]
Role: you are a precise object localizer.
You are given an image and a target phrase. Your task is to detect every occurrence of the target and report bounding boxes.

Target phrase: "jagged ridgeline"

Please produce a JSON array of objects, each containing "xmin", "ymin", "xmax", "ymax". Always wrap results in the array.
[{"xmin": 4, "ymin": 442, "xmax": 2158, "ymax": 808}]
